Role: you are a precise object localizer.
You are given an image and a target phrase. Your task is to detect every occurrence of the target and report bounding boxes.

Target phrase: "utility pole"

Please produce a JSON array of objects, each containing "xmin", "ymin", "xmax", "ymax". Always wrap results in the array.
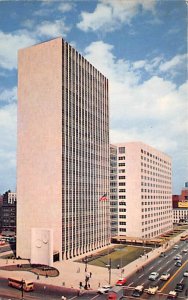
[
  {"xmin": 106, "ymin": 258, "xmax": 112, "ymax": 285},
  {"xmin": 21, "ymin": 279, "xmax": 25, "ymax": 299}
]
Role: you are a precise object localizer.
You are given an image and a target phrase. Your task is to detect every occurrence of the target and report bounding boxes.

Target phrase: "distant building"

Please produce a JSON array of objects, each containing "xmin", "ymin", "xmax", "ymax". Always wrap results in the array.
[
  {"xmin": 1, "ymin": 191, "xmax": 16, "ymax": 233},
  {"xmin": 172, "ymin": 183, "xmax": 188, "ymax": 223},
  {"xmin": 0, "ymin": 194, "xmax": 3, "ymax": 232},
  {"xmin": 17, "ymin": 37, "xmax": 110, "ymax": 263},
  {"xmin": 110, "ymin": 142, "xmax": 173, "ymax": 239}
]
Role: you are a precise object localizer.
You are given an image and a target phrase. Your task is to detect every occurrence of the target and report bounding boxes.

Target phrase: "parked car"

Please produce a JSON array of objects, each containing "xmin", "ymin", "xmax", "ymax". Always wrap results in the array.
[
  {"xmin": 148, "ymin": 272, "xmax": 159, "ymax": 280},
  {"xmin": 175, "ymin": 283, "xmax": 185, "ymax": 292},
  {"xmin": 159, "ymin": 252, "xmax": 166, "ymax": 257},
  {"xmin": 183, "ymin": 270, "xmax": 188, "ymax": 277},
  {"xmin": 166, "ymin": 290, "xmax": 178, "ymax": 299},
  {"xmin": 98, "ymin": 285, "xmax": 112, "ymax": 294},
  {"xmin": 146, "ymin": 285, "xmax": 158, "ymax": 295},
  {"xmin": 175, "ymin": 260, "xmax": 182, "ymax": 267},
  {"xmin": 173, "ymin": 245, "xmax": 179, "ymax": 249},
  {"xmin": 115, "ymin": 277, "xmax": 127, "ymax": 286},
  {"xmin": 132, "ymin": 285, "xmax": 144, "ymax": 297},
  {"xmin": 160, "ymin": 272, "xmax": 170, "ymax": 281},
  {"xmin": 182, "ymin": 248, "xmax": 188, "ymax": 253}
]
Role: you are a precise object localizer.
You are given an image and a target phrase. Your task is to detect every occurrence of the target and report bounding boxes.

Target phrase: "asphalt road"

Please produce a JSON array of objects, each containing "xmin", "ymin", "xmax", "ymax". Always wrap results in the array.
[
  {"xmin": 0, "ymin": 241, "xmax": 188, "ymax": 300},
  {"xmin": 123, "ymin": 240, "xmax": 188, "ymax": 299}
]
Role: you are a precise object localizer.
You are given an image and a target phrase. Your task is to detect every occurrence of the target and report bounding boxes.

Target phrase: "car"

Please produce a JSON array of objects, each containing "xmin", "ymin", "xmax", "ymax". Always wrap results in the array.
[
  {"xmin": 159, "ymin": 252, "xmax": 166, "ymax": 257},
  {"xmin": 97, "ymin": 285, "xmax": 112, "ymax": 294},
  {"xmin": 115, "ymin": 277, "xmax": 127, "ymax": 286},
  {"xmin": 182, "ymin": 248, "xmax": 188, "ymax": 253},
  {"xmin": 175, "ymin": 260, "xmax": 182, "ymax": 267},
  {"xmin": 183, "ymin": 270, "xmax": 188, "ymax": 277},
  {"xmin": 160, "ymin": 272, "xmax": 171, "ymax": 281},
  {"xmin": 146, "ymin": 285, "xmax": 159, "ymax": 295},
  {"xmin": 148, "ymin": 272, "xmax": 159, "ymax": 280},
  {"xmin": 174, "ymin": 254, "xmax": 182, "ymax": 260},
  {"xmin": 173, "ymin": 244, "xmax": 179, "ymax": 249},
  {"xmin": 175, "ymin": 283, "xmax": 185, "ymax": 292},
  {"xmin": 132, "ymin": 285, "xmax": 144, "ymax": 297},
  {"xmin": 166, "ymin": 290, "xmax": 178, "ymax": 299}
]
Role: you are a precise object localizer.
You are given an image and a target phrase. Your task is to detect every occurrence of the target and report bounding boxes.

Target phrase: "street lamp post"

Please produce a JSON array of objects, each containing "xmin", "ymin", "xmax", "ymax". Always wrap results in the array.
[
  {"xmin": 21, "ymin": 279, "xmax": 25, "ymax": 299},
  {"xmin": 106, "ymin": 258, "xmax": 112, "ymax": 285},
  {"xmin": 83, "ymin": 256, "xmax": 88, "ymax": 272}
]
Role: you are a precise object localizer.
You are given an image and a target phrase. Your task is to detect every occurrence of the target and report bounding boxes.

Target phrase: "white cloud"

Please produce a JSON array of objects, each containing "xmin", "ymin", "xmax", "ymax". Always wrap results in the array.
[
  {"xmin": 84, "ymin": 41, "xmax": 139, "ymax": 86},
  {"xmin": 36, "ymin": 19, "xmax": 70, "ymax": 38},
  {"xmin": 0, "ymin": 102, "xmax": 17, "ymax": 193},
  {"xmin": 77, "ymin": 0, "xmax": 157, "ymax": 32},
  {"xmin": 159, "ymin": 53, "xmax": 187, "ymax": 73},
  {"xmin": 84, "ymin": 40, "xmax": 188, "ymax": 170},
  {"xmin": 0, "ymin": 17, "xmax": 70, "ymax": 70},
  {"xmin": 0, "ymin": 31, "xmax": 36, "ymax": 70},
  {"xmin": 58, "ymin": 2, "xmax": 74, "ymax": 13},
  {"xmin": 0, "ymin": 87, "xmax": 17, "ymax": 104}
]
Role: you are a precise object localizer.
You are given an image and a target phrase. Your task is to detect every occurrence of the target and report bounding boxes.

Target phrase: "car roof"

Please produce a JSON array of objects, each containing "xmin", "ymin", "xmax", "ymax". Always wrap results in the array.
[
  {"xmin": 135, "ymin": 285, "xmax": 144, "ymax": 290},
  {"xmin": 169, "ymin": 291, "xmax": 177, "ymax": 295}
]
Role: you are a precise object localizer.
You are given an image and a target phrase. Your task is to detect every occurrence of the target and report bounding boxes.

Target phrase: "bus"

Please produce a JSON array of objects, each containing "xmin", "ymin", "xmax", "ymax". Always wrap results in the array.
[
  {"xmin": 180, "ymin": 234, "xmax": 188, "ymax": 241},
  {"xmin": 8, "ymin": 278, "xmax": 34, "ymax": 291}
]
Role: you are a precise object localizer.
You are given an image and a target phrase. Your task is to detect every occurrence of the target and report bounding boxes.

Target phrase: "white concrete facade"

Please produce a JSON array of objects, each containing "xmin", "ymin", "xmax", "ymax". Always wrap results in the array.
[
  {"xmin": 173, "ymin": 209, "xmax": 188, "ymax": 223},
  {"xmin": 110, "ymin": 142, "xmax": 173, "ymax": 239},
  {"xmin": 17, "ymin": 38, "xmax": 110, "ymax": 262}
]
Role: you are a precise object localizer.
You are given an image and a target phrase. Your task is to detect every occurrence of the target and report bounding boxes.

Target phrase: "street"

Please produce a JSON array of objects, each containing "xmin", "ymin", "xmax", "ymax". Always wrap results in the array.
[{"xmin": 0, "ymin": 241, "xmax": 188, "ymax": 299}]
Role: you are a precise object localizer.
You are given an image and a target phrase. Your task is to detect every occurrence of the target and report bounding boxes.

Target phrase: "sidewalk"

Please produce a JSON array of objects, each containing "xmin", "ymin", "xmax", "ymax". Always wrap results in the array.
[{"xmin": 0, "ymin": 229, "xmax": 187, "ymax": 291}]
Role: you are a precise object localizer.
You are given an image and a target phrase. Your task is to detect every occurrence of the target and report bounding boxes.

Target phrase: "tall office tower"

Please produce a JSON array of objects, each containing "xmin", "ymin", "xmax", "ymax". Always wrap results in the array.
[
  {"xmin": 17, "ymin": 38, "xmax": 110, "ymax": 262},
  {"xmin": 110, "ymin": 142, "xmax": 173, "ymax": 239}
]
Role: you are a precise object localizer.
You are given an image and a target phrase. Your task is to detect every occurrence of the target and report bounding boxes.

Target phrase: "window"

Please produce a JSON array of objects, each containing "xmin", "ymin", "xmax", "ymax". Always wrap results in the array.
[
  {"xmin": 119, "ymin": 182, "xmax": 125, "ymax": 186},
  {"xmin": 119, "ymin": 208, "xmax": 126, "ymax": 212},
  {"xmin": 119, "ymin": 221, "xmax": 126, "ymax": 225},
  {"xmin": 119, "ymin": 215, "xmax": 126, "ymax": 218},
  {"xmin": 119, "ymin": 163, "xmax": 125, "ymax": 167},
  {"xmin": 119, "ymin": 147, "xmax": 125, "ymax": 154}
]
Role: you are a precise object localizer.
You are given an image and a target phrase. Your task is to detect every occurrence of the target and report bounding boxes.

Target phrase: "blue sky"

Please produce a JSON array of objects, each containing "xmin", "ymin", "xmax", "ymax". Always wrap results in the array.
[{"xmin": 0, "ymin": 0, "xmax": 187, "ymax": 194}]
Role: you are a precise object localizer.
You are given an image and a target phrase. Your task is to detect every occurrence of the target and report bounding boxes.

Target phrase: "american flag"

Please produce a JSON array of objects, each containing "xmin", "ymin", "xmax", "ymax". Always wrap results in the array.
[{"xmin": 99, "ymin": 193, "xmax": 107, "ymax": 201}]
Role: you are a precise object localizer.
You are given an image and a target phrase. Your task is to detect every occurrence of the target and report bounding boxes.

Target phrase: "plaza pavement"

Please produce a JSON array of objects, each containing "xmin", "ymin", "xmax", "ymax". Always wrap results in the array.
[{"xmin": 0, "ymin": 229, "xmax": 187, "ymax": 291}]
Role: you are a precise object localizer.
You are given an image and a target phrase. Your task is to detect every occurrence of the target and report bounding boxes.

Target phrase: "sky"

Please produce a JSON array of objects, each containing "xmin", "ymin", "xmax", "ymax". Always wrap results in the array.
[{"xmin": 0, "ymin": 0, "xmax": 187, "ymax": 195}]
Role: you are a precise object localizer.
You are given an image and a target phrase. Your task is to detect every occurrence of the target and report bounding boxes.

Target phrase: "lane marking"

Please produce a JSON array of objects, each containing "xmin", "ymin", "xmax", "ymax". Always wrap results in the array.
[
  {"xmin": 90, "ymin": 295, "xmax": 100, "ymax": 300},
  {"xmin": 128, "ymin": 282, "xmax": 133, "ymax": 286},
  {"xmin": 138, "ymin": 274, "xmax": 144, "ymax": 278},
  {"xmin": 167, "ymin": 268, "xmax": 171, "ymax": 272},
  {"xmin": 160, "ymin": 259, "xmax": 188, "ymax": 292}
]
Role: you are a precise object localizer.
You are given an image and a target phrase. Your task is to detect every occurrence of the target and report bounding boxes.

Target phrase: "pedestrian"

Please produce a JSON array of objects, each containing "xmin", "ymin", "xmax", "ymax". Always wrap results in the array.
[
  {"xmin": 79, "ymin": 281, "xmax": 82, "ymax": 288},
  {"xmin": 98, "ymin": 282, "xmax": 100, "ymax": 287},
  {"xmin": 37, "ymin": 274, "xmax": 40, "ymax": 280},
  {"xmin": 88, "ymin": 283, "xmax": 90, "ymax": 289},
  {"xmin": 147, "ymin": 255, "xmax": 148, "ymax": 259},
  {"xmin": 185, "ymin": 288, "xmax": 188, "ymax": 296},
  {"xmin": 89, "ymin": 272, "xmax": 92, "ymax": 278}
]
